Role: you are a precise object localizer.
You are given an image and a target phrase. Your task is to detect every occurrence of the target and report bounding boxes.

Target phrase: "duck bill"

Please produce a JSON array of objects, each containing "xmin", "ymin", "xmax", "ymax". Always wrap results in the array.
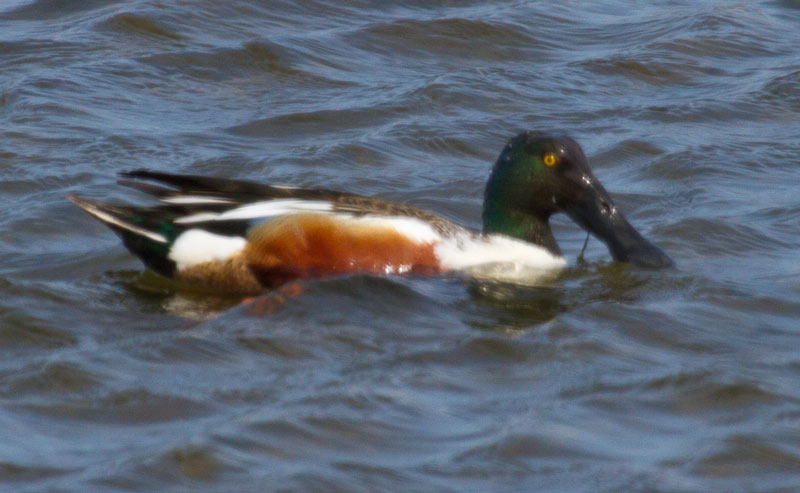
[{"xmin": 563, "ymin": 181, "xmax": 673, "ymax": 268}]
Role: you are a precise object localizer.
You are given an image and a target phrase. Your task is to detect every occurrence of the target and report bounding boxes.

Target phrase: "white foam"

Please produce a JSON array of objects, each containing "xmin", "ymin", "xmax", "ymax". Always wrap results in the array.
[
  {"xmin": 175, "ymin": 199, "xmax": 333, "ymax": 224},
  {"xmin": 168, "ymin": 229, "xmax": 246, "ymax": 270}
]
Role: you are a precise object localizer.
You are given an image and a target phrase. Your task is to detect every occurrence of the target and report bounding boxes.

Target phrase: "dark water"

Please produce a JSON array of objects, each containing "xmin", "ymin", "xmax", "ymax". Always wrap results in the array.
[{"xmin": 2, "ymin": 0, "xmax": 800, "ymax": 491}]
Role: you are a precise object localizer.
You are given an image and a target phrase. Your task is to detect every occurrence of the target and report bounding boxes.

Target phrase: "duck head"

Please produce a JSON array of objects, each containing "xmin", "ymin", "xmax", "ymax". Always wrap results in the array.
[{"xmin": 483, "ymin": 131, "xmax": 673, "ymax": 268}]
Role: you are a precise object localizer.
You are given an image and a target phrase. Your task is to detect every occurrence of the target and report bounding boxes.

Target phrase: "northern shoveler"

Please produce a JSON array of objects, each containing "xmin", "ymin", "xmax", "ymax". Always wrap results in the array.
[{"xmin": 69, "ymin": 132, "xmax": 672, "ymax": 294}]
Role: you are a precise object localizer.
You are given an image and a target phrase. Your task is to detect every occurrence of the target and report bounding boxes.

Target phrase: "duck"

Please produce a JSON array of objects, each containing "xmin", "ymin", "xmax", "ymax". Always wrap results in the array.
[{"xmin": 68, "ymin": 131, "xmax": 672, "ymax": 294}]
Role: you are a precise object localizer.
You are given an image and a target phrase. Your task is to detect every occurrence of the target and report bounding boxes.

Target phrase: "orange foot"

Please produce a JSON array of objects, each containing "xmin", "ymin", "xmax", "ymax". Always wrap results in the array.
[{"xmin": 242, "ymin": 282, "xmax": 305, "ymax": 315}]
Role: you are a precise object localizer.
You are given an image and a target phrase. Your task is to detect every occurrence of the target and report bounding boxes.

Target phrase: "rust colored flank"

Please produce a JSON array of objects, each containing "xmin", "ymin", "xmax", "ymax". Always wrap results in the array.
[{"xmin": 242, "ymin": 213, "xmax": 442, "ymax": 288}]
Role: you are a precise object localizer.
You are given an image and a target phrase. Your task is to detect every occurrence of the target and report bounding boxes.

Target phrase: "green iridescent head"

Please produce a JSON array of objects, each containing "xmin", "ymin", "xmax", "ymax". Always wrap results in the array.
[{"xmin": 483, "ymin": 131, "xmax": 672, "ymax": 268}]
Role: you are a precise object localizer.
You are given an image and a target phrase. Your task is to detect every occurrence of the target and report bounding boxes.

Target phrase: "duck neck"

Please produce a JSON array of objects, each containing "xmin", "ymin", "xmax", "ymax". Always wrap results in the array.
[{"xmin": 482, "ymin": 202, "xmax": 562, "ymax": 257}]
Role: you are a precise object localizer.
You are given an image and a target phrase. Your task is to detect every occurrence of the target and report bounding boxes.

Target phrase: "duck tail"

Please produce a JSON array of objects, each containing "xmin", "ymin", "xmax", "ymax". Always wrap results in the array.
[{"xmin": 67, "ymin": 194, "xmax": 176, "ymax": 276}]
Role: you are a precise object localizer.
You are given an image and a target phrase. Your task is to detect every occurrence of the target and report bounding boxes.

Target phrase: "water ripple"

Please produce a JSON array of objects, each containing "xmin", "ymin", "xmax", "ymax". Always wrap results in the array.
[{"xmin": 3, "ymin": 0, "xmax": 800, "ymax": 490}]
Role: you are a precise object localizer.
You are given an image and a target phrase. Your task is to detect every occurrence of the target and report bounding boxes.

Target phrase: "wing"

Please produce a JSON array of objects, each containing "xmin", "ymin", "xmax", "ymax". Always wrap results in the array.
[{"xmin": 119, "ymin": 169, "xmax": 467, "ymax": 236}]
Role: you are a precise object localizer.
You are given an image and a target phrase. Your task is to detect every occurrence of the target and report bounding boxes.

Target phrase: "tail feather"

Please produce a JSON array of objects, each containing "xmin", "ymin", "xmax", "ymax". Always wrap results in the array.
[
  {"xmin": 67, "ymin": 194, "xmax": 167, "ymax": 243},
  {"xmin": 68, "ymin": 194, "xmax": 177, "ymax": 276}
]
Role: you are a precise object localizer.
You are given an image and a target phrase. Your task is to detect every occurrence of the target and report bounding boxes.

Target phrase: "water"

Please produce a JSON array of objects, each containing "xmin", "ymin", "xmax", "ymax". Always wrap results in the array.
[{"xmin": 1, "ymin": 0, "xmax": 800, "ymax": 491}]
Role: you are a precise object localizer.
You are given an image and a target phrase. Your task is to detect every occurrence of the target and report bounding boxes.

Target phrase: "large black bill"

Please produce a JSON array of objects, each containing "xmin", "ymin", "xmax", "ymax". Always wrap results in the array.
[{"xmin": 564, "ymin": 181, "xmax": 673, "ymax": 269}]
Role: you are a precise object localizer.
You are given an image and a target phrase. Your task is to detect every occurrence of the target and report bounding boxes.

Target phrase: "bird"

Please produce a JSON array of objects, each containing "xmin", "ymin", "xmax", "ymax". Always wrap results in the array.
[{"xmin": 68, "ymin": 131, "xmax": 672, "ymax": 294}]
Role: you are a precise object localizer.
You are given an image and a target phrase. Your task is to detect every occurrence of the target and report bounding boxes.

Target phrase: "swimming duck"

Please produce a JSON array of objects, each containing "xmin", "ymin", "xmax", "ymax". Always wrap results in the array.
[{"xmin": 69, "ymin": 132, "xmax": 672, "ymax": 293}]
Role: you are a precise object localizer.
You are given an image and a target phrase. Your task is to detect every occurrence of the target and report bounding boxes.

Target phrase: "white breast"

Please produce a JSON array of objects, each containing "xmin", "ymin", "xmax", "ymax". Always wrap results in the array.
[{"xmin": 435, "ymin": 233, "xmax": 567, "ymax": 285}]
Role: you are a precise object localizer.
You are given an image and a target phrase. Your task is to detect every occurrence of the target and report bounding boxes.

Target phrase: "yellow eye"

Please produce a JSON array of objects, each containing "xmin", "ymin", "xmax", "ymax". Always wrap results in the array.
[{"xmin": 543, "ymin": 152, "xmax": 558, "ymax": 167}]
